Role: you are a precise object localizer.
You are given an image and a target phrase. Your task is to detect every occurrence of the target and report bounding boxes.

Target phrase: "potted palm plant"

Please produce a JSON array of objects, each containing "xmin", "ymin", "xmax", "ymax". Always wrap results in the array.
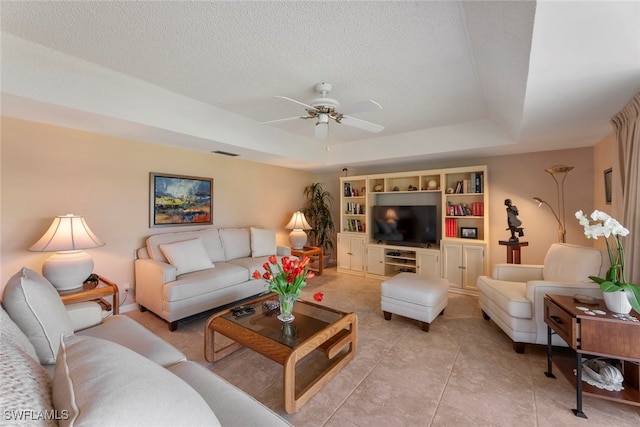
[{"xmin": 301, "ymin": 182, "xmax": 335, "ymax": 264}]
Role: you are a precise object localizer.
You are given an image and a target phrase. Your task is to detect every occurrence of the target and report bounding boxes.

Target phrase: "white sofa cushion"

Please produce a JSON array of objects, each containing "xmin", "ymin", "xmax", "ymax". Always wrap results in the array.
[
  {"xmin": 53, "ymin": 335, "xmax": 221, "ymax": 427},
  {"xmin": 76, "ymin": 315, "xmax": 186, "ymax": 367},
  {"xmin": 0, "ymin": 342, "xmax": 55, "ymax": 427},
  {"xmin": 476, "ymin": 278, "xmax": 532, "ymax": 319},
  {"xmin": 146, "ymin": 229, "xmax": 226, "ymax": 263},
  {"xmin": 168, "ymin": 361, "xmax": 292, "ymax": 427},
  {"xmin": 2, "ymin": 267, "xmax": 74, "ymax": 364},
  {"xmin": 250, "ymin": 227, "xmax": 277, "ymax": 258},
  {"xmin": 160, "ymin": 237, "xmax": 214, "ymax": 275},
  {"xmin": 542, "ymin": 243, "xmax": 604, "ymax": 282},
  {"xmin": 0, "ymin": 304, "xmax": 39, "ymax": 361},
  {"xmin": 220, "ymin": 228, "xmax": 251, "ymax": 261}
]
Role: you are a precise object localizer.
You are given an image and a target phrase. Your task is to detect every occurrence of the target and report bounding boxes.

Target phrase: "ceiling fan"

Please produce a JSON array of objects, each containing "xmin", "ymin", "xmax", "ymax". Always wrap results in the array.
[{"xmin": 261, "ymin": 82, "xmax": 384, "ymax": 139}]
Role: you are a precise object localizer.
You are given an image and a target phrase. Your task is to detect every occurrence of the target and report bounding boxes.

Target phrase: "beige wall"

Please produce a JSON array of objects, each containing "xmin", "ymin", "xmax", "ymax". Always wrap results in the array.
[
  {"xmin": 321, "ymin": 145, "xmax": 598, "ymax": 269},
  {"xmin": 1, "ymin": 117, "xmax": 318, "ymax": 293},
  {"xmin": 1, "ymin": 116, "xmax": 612, "ymax": 295}
]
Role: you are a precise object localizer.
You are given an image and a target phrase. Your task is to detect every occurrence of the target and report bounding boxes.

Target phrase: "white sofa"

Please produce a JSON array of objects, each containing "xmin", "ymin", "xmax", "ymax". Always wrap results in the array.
[
  {"xmin": 476, "ymin": 243, "xmax": 608, "ymax": 353},
  {"xmin": 135, "ymin": 227, "xmax": 291, "ymax": 330},
  {"xmin": 0, "ymin": 267, "xmax": 290, "ymax": 426}
]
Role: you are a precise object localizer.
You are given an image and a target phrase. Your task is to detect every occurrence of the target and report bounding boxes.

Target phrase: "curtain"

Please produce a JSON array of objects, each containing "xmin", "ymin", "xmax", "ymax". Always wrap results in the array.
[{"xmin": 611, "ymin": 92, "xmax": 640, "ymax": 285}]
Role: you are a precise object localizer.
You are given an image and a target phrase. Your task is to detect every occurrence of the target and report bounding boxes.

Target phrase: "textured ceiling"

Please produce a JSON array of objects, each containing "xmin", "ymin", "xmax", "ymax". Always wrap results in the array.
[{"xmin": 1, "ymin": 1, "xmax": 639, "ymax": 172}]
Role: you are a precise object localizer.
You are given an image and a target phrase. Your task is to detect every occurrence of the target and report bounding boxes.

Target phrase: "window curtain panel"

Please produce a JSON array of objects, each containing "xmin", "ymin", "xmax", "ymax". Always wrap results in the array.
[{"xmin": 611, "ymin": 92, "xmax": 640, "ymax": 285}]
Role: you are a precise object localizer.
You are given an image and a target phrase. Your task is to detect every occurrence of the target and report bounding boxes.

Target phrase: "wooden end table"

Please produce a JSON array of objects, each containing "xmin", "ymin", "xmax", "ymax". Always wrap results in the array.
[
  {"xmin": 290, "ymin": 245, "xmax": 323, "ymax": 275},
  {"xmin": 204, "ymin": 293, "xmax": 357, "ymax": 413},
  {"xmin": 59, "ymin": 275, "xmax": 120, "ymax": 314},
  {"xmin": 544, "ymin": 294, "xmax": 640, "ymax": 418}
]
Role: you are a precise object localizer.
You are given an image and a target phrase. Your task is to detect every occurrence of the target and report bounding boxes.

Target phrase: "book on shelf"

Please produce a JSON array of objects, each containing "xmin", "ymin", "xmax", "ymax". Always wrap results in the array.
[{"xmin": 445, "ymin": 218, "xmax": 458, "ymax": 237}]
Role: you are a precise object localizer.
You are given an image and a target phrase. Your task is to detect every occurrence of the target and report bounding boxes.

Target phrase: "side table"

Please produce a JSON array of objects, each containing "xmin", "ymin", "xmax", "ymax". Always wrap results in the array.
[
  {"xmin": 498, "ymin": 240, "xmax": 528, "ymax": 264},
  {"xmin": 544, "ymin": 294, "xmax": 640, "ymax": 417},
  {"xmin": 290, "ymin": 246, "xmax": 323, "ymax": 275},
  {"xmin": 59, "ymin": 275, "xmax": 120, "ymax": 314}
]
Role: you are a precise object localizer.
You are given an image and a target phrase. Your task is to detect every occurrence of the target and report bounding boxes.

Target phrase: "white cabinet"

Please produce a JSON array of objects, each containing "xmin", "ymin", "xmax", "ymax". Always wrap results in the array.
[
  {"xmin": 442, "ymin": 241, "xmax": 486, "ymax": 292},
  {"xmin": 366, "ymin": 245, "xmax": 386, "ymax": 276},
  {"xmin": 337, "ymin": 233, "xmax": 365, "ymax": 276},
  {"xmin": 416, "ymin": 249, "xmax": 440, "ymax": 278}
]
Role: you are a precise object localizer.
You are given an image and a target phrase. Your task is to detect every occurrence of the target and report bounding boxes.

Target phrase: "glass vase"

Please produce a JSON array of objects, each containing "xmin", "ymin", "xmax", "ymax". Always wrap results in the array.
[{"xmin": 278, "ymin": 294, "xmax": 296, "ymax": 323}]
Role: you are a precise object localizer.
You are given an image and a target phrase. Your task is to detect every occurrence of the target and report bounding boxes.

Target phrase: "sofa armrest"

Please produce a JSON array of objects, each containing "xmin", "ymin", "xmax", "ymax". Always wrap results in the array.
[
  {"xmin": 135, "ymin": 258, "xmax": 177, "ymax": 315},
  {"xmin": 277, "ymin": 246, "xmax": 292, "ymax": 256},
  {"xmin": 135, "ymin": 258, "xmax": 177, "ymax": 284},
  {"xmin": 492, "ymin": 264, "xmax": 543, "ymax": 282},
  {"xmin": 66, "ymin": 302, "xmax": 103, "ymax": 331}
]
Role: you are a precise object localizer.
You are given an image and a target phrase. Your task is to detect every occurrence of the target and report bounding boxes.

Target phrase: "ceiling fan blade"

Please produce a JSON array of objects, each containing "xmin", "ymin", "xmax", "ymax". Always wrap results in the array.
[
  {"xmin": 274, "ymin": 96, "xmax": 318, "ymax": 111},
  {"xmin": 261, "ymin": 116, "xmax": 306, "ymax": 125},
  {"xmin": 315, "ymin": 122, "xmax": 328, "ymax": 139},
  {"xmin": 341, "ymin": 115, "xmax": 384, "ymax": 133},
  {"xmin": 339, "ymin": 100, "xmax": 382, "ymax": 115}
]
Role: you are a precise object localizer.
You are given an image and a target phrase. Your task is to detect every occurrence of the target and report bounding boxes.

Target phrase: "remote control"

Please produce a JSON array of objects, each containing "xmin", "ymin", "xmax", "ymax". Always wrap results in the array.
[
  {"xmin": 232, "ymin": 304, "xmax": 254, "ymax": 313},
  {"xmin": 233, "ymin": 308, "xmax": 255, "ymax": 317}
]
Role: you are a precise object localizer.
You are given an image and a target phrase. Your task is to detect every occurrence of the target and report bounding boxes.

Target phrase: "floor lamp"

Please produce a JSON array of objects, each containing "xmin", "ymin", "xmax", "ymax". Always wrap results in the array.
[{"xmin": 534, "ymin": 165, "xmax": 574, "ymax": 243}]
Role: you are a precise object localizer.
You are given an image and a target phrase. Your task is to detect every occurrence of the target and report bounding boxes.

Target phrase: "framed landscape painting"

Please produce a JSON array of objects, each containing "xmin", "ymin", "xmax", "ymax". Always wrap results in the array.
[{"xmin": 150, "ymin": 173, "xmax": 213, "ymax": 227}]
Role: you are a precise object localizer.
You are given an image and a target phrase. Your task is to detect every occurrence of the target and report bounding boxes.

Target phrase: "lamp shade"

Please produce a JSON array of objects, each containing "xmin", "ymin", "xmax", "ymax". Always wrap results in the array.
[
  {"xmin": 284, "ymin": 212, "xmax": 312, "ymax": 231},
  {"xmin": 29, "ymin": 214, "xmax": 104, "ymax": 291},
  {"xmin": 29, "ymin": 214, "xmax": 105, "ymax": 252},
  {"xmin": 285, "ymin": 211, "xmax": 312, "ymax": 250}
]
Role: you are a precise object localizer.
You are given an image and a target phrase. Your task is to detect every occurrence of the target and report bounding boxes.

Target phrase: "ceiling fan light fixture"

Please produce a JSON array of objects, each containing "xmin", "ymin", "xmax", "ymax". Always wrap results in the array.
[{"xmin": 317, "ymin": 113, "xmax": 329, "ymax": 125}]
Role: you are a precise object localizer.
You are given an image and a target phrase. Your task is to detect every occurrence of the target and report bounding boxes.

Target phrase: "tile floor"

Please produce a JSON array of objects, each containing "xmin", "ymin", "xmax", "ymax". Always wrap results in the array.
[{"xmin": 126, "ymin": 268, "xmax": 640, "ymax": 426}]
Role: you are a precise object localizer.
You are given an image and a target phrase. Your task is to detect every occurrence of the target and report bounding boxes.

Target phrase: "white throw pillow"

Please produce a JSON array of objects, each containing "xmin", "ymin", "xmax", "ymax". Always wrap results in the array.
[
  {"xmin": 53, "ymin": 335, "xmax": 221, "ymax": 427},
  {"xmin": 219, "ymin": 228, "xmax": 251, "ymax": 260},
  {"xmin": 2, "ymin": 267, "xmax": 74, "ymax": 364},
  {"xmin": 159, "ymin": 237, "xmax": 214, "ymax": 275},
  {"xmin": 250, "ymin": 227, "xmax": 277, "ymax": 258}
]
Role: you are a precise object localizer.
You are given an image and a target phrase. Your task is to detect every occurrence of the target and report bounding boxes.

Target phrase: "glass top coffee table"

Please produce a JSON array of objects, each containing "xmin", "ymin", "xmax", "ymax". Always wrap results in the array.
[{"xmin": 204, "ymin": 293, "xmax": 357, "ymax": 414}]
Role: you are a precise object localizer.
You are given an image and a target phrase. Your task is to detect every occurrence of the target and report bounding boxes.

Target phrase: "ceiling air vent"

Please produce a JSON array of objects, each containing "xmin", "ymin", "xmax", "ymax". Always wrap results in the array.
[{"xmin": 211, "ymin": 150, "xmax": 239, "ymax": 157}]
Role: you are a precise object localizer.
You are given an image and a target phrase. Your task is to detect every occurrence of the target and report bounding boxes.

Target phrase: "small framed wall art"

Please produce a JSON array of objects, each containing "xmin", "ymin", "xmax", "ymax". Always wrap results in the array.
[
  {"xmin": 604, "ymin": 168, "xmax": 612, "ymax": 205},
  {"xmin": 460, "ymin": 227, "xmax": 478, "ymax": 239},
  {"xmin": 150, "ymin": 172, "xmax": 213, "ymax": 227}
]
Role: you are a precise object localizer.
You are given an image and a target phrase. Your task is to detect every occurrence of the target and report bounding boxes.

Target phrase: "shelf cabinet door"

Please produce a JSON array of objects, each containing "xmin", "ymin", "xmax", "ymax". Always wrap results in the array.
[
  {"xmin": 337, "ymin": 233, "xmax": 365, "ymax": 275},
  {"xmin": 416, "ymin": 250, "xmax": 440, "ymax": 279},
  {"xmin": 442, "ymin": 241, "xmax": 485, "ymax": 290},
  {"xmin": 462, "ymin": 244, "xmax": 485, "ymax": 291},
  {"xmin": 366, "ymin": 245, "xmax": 385, "ymax": 276},
  {"xmin": 443, "ymin": 243, "xmax": 464, "ymax": 288}
]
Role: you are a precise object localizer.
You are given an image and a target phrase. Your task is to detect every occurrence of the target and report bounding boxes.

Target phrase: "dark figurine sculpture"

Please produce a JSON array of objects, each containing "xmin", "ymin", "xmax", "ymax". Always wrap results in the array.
[{"xmin": 505, "ymin": 199, "xmax": 524, "ymax": 241}]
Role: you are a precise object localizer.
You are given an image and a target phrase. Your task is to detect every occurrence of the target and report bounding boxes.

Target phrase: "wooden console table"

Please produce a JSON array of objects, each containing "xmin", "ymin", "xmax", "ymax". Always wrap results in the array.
[
  {"xmin": 498, "ymin": 240, "xmax": 528, "ymax": 264},
  {"xmin": 544, "ymin": 294, "xmax": 640, "ymax": 418}
]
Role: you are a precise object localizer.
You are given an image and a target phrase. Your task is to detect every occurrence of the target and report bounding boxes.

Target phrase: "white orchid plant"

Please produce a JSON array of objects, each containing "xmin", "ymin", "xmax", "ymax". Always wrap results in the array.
[{"xmin": 575, "ymin": 210, "xmax": 640, "ymax": 312}]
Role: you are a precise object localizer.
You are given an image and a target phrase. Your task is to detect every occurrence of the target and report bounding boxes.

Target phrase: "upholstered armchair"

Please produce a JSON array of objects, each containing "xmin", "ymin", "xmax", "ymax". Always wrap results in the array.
[{"xmin": 477, "ymin": 243, "xmax": 609, "ymax": 353}]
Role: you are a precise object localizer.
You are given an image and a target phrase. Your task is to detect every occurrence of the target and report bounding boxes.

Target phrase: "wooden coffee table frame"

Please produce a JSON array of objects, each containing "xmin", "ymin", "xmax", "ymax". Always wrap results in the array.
[{"xmin": 204, "ymin": 293, "xmax": 357, "ymax": 414}]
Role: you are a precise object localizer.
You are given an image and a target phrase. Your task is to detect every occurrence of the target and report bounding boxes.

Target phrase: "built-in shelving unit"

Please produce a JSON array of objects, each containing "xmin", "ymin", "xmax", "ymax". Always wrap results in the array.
[{"xmin": 338, "ymin": 166, "xmax": 489, "ymax": 293}]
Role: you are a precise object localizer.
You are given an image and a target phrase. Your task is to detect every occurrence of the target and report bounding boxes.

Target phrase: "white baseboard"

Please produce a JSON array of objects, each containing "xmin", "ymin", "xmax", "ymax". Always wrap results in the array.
[{"xmin": 119, "ymin": 302, "xmax": 139, "ymax": 314}]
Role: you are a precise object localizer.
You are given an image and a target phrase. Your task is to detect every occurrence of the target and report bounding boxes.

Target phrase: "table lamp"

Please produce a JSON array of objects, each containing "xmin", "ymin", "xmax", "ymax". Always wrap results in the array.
[
  {"xmin": 285, "ymin": 211, "xmax": 312, "ymax": 250},
  {"xmin": 29, "ymin": 214, "xmax": 105, "ymax": 291}
]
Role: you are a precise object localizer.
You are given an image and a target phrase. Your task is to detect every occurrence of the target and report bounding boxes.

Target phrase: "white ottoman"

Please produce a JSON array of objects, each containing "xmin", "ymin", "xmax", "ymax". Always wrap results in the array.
[{"xmin": 381, "ymin": 273, "xmax": 448, "ymax": 332}]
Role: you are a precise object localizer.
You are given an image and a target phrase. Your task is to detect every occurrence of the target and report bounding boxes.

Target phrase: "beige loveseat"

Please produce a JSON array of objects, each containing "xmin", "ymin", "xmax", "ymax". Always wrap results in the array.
[
  {"xmin": 0, "ymin": 267, "xmax": 290, "ymax": 426},
  {"xmin": 135, "ymin": 227, "xmax": 291, "ymax": 330},
  {"xmin": 476, "ymin": 243, "xmax": 608, "ymax": 353}
]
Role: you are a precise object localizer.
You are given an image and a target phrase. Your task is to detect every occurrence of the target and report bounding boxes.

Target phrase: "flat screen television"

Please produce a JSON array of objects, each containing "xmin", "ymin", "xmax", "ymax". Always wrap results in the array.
[{"xmin": 372, "ymin": 205, "xmax": 438, "ymax": 247}]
